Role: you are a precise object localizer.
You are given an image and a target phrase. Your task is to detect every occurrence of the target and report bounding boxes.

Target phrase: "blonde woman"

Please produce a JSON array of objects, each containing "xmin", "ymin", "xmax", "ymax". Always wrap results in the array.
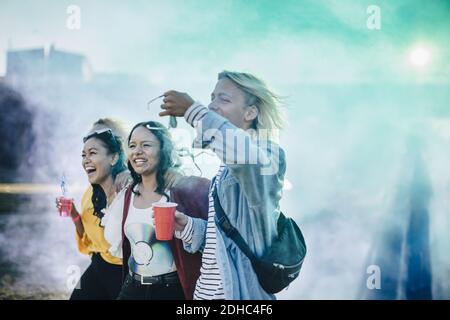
[{"xmin": 159, "ymin": 71, "xmax": 287, "ymax": 300}]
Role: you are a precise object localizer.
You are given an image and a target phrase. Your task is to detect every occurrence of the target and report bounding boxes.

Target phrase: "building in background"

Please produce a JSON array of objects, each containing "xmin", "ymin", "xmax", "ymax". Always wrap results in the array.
[{"xmin": 5, "ymin": 45, "xmax": 91, "ymax": 87}]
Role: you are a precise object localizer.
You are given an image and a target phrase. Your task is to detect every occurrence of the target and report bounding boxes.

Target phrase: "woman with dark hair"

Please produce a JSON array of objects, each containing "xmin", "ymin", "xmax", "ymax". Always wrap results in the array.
[
  {"xmin": 55, "ymin": 118, "xmax": 128, "ymax": 300},
  {"xmin": 102, "ymin": 121, "xmax": 209, "ymax": 300}
]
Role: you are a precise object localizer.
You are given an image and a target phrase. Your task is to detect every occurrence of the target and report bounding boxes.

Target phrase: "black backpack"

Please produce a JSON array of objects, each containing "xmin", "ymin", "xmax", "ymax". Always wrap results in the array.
[{"xmin": 212, "ymin": 185, "xmax": 307, "ymax": 294}]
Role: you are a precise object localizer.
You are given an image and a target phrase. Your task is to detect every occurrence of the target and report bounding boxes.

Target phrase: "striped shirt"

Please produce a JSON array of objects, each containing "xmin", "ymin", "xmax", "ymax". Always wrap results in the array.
[
  {"xmin": 184, "ymin": 102, "xmax": 209, "ymax": 127},
  {"xmin": 178, "ymin": 102, "xmax": 226, "ymax": 299},
  {"xmin": 177, "ymin": 164, "xmax": 226, "ymax": 300}
]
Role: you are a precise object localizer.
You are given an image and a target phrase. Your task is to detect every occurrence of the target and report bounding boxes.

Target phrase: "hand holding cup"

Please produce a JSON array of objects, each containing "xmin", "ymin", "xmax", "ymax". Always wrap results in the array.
[
  {"xmin": 55, "ymin": 196, "xmax": 74, "ymax": 217},
  {"xmin": 151, "ymin": 205, "xmax": 189, "ymax": 239}
]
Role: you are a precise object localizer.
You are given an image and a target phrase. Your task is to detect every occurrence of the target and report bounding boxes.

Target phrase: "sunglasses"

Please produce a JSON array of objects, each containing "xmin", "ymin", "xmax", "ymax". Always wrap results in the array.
[
  {"xmin": 147, "ymin": 94, "xmax": 177, "ymax": 129},
  {"xmin": 83, "ymin": 128, "xmax": 114, "ymax": 143},
  {"xmin": 145, "ymin": 123, "xmax": 166, "ymax": 131}
]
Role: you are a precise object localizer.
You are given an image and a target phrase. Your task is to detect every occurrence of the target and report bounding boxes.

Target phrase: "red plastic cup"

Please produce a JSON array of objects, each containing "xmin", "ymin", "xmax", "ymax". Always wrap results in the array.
[
  {"xmin": 58, "ymin": 196, "xmax": 73, "ymax": 217},
  {"xmin": 152, "ymin": 202, "xmax": 177, "ymax": 240}
]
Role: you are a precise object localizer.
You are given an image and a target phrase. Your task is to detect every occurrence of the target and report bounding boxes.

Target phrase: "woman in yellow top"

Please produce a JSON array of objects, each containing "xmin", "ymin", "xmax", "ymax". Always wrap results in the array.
[{"xmin": 56, "ymin": 119, "xmax": 128, "ymax": 299}]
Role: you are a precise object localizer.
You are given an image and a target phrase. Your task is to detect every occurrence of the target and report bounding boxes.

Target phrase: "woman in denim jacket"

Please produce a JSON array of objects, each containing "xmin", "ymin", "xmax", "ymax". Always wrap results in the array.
[{"xmin": 159, "ymin": 71, "xmax": 287, "ymax": 300}]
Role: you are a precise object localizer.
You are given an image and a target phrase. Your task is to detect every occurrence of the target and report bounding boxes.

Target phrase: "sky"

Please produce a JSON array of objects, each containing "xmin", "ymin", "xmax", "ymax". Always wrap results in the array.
[{"xmin": 1, "ymin": 0, "xmax": 449, "ymax": 87}]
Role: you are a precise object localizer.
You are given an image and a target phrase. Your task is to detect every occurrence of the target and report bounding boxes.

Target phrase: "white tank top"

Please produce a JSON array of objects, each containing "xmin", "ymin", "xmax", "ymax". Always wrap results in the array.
[{"xmin": 125, "ymin": 191, "xmax": 177, "ymax": 277}]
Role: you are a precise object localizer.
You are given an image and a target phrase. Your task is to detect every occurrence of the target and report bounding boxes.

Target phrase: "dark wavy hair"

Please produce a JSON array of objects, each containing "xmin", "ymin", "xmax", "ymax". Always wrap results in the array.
[
  {"xmin": 127, "ymin": 121, "xmax": 177, "ymax": 199},
  {"xmin": 84, "ymin": 130, "xmax": 127, "ymax": 220}
]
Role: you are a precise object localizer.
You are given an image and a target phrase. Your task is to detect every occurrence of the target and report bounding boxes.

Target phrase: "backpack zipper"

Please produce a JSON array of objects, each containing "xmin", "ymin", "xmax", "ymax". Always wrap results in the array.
[{"xmin": 272, "ymin": 256, "xmax": 305, "ymax": 270}]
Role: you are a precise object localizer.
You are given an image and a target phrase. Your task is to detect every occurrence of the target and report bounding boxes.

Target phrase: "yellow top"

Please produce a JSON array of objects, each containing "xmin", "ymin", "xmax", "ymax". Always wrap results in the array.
[{"xmin": 75, "ymin": 186, "xmax": 122, "ymax": 265}]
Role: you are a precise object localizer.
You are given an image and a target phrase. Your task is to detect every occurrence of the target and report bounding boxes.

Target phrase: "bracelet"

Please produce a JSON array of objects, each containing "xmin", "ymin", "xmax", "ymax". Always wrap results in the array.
[{"xmin": 72, "ymin": 215, "xmax": 81, "ymax": 222}]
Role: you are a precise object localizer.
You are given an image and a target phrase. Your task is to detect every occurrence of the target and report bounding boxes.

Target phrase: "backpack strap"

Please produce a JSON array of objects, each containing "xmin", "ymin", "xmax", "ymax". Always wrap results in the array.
[
  {"xmin": 122, "ymin": 186, "xmax": 133, "ymax": 234},
  {"xmin": 212, "ymin": 184, "xmax": 258, "ymax": 263},
  {"xmin": 121, "ymin": 186, "xmax": 133, "ymax": 282}
]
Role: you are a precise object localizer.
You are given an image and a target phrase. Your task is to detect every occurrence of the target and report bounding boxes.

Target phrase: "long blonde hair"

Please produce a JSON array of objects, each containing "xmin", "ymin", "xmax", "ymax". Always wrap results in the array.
[{"xmin": 218, "ymin": 70, "xmax": 286, "ymax": 141}]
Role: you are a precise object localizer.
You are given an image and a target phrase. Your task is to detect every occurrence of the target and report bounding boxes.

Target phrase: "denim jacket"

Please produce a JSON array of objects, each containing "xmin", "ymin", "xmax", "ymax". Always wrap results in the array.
[{"xmin": 180, "ymin": 102, "xmax": 286, "ymax": 300}]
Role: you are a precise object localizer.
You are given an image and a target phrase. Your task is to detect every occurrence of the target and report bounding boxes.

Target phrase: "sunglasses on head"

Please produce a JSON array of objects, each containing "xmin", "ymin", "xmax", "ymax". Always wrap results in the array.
[
  {"xmin": 83, "ymin": 128, "xmax": 114, "ymax": 143},
  {"xmin": 147, "ymin": 95, "xmax": 178, "ymax": 129},
  {"xmin": 145, "ymin": 123, "xmax": 166, "ymax": 131}
]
